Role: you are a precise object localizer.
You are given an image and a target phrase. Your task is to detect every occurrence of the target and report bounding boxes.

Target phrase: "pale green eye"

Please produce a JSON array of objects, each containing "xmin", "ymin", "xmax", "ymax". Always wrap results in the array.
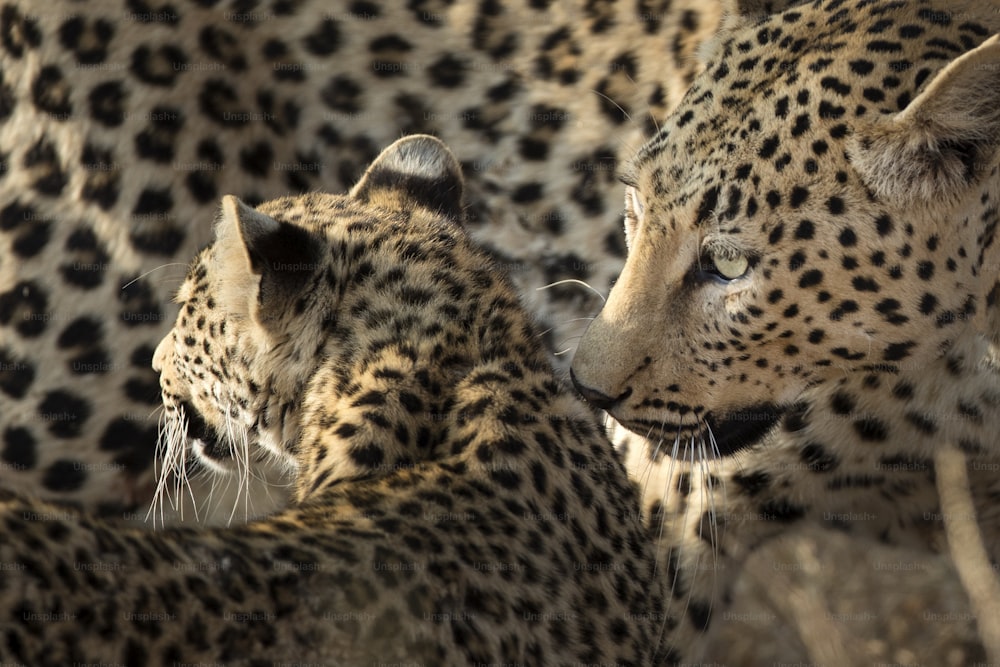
[{"xmin": 710, "ymin": 251, "xmax": 749, "ymax": 280}]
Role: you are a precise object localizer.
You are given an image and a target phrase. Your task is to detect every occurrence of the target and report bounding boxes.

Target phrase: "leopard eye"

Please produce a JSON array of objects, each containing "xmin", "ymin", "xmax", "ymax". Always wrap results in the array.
[{"xmin": 709, "ymin": 251, "xmax": 749, "ymax": 280}]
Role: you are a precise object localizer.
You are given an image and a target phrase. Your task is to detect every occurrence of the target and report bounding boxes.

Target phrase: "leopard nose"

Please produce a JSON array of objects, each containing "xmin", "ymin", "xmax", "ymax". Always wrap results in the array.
[{"xmin": 570, "ymin": 369, "xmax": 623, "ymax": 411}]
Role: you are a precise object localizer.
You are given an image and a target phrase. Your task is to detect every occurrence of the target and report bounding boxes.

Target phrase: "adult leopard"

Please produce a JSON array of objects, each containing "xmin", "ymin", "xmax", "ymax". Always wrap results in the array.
[{"xmin": 572, "ymin": 0, "xmax": 1000, "ymax": 661}]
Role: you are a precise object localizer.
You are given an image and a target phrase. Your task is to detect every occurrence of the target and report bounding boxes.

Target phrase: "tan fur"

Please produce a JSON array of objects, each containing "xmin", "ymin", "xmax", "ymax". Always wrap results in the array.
[
  {"xmin": 0, "ymin": 0, "xmax": 721, "ymax": 520},
  {"xmin": 572, "ymin": 1, "xmax": 1000, "ymax": 662},
  {"xmin": 4, "ymin": 136, "xmax": 669, "ymax": 664},
  {"xmin": 850, "ymin": 35, "xmax": 1000, "ymax": 204}
]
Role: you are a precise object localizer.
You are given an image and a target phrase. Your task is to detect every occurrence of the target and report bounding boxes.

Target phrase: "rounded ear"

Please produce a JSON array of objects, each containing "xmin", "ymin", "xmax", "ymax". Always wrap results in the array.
[
  {"xmin": 849, "ymin": 35, "xmax": 1000, "ymax": 204},
  {"xmin": 848, "ymin": 35, "xmax": 1000, "ymax": 344},
  {"xmin": 350, "ymin": 134, "xmax": 465, "ymax": 221},
  {"xmin": 214, "ymin": 195, "xmax": 323, "ymax": 331}
]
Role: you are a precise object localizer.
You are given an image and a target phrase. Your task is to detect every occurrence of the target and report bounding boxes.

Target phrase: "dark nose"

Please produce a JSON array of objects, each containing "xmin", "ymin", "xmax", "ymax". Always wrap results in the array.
[{"xmin": 570, "ymin": 369, "xmax": 619, "ymax": 411}]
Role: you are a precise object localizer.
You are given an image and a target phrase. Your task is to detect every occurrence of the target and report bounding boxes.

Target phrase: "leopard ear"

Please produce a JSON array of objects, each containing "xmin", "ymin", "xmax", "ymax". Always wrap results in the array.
[
  {"xmin": 849, "ymin": 35, "xmax": 1000, "ymax": 204},
  {"xmin": 350, "ymin": 134, "xmax": 465, "ymax": 221},
  {"xmin": 214, "ymin": 195, "xmax": 322, "ymax": 331}
]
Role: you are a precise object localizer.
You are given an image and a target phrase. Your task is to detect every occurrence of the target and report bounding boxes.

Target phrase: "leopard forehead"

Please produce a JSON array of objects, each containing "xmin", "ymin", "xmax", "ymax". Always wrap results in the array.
[{"xmin": 630, "ymin": 0, "xmax": 998, "ymax": 222}]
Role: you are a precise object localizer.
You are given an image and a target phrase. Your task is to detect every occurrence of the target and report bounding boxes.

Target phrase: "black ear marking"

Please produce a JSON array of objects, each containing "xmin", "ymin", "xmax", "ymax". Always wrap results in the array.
[
  {"xmin": 217, "ymin": 195, "xmax": 324, "ymax": 329},
  {"xmin": 350, "ymin": 134, "xmax": 465, "ymax": 221}
]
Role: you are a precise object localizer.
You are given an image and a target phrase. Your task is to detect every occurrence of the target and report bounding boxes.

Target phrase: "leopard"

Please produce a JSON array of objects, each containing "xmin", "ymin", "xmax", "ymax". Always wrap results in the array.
[
  {"xmin": 0, "ymin": 134, "xmax": 672, "ymax": 665},
  {"xmin": 570, "ymin": 0, "xmax": 1000, "ymax": 661},
  {"xmin": 0, "ymin": 0, "xmax": 721, "ymax": 521},
  {"xmin": 4, "ymin": 0, "xmax": 998, "ymax": 662}
]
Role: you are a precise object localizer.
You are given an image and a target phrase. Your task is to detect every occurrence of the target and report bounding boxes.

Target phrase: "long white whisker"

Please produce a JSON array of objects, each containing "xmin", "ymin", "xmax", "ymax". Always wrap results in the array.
[
  {"xmin": 652, "ymin": 420, "xmax": 683, "ymax": 651},
  {"xmin": 241, "ymin": 428, "xmax": 252, "ymax": 522},
  {"xmin": 181, "ymin": 452, "xmax": 201, "ymax": 522},
  {"xmin": 551, "ymin": 334, "xmax": 589, "ymax": 356},
  {"xmin": 220, "ymin": 406, "xmax": 247, "ymax": 527},
  {"xmin": 699, "ymin": 423, "xmax": 720, "ymax": 625},
  {"xmin": 589, "ymin": 89, "xmax": 632, "ymax": 123},
  {"xmin": 148, "ymin": 407, "xmax": 188, "ymax": 527},
  {"xmin": 621, "ymin": 71, "xmax": 662, "ymax": 136},
  {"xmin": 535, "ymin": 279, "xmax": 607, "ymax": 302},
  {"xmin": 121, "ymin": 263, "xmax": 188, "ymax": 290}
]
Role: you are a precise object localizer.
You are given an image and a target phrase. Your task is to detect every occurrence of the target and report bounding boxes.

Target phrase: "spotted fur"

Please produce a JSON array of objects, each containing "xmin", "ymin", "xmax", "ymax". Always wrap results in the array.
[
  {"xmin": 572, "ymin": 0, "xmax": 1000, "ymax": 661},
  {"xmin": 0, "ymin": 0, "xmax": 719, "ymax": 519},
  {"xmin": 0, "ymin": 136, "xmax": 669, "ymax": 665}
]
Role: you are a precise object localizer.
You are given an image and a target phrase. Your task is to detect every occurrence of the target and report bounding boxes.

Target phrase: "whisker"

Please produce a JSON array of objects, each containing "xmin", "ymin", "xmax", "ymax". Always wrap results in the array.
[
  {"xmin": 654, "ymin": 421, "xmax": 681, "ymax": 631},
  {"xmin": 121, "ymin": 263, "xmax": 188, "ymax": 291},
  {"xmin": 622, "ymin": 72, "xmax": 662, "ymax": 136},
  {"xmin": 148, "ymin": 407, "xmax": 187, "ymax": 527},
  {"xmin": 220, "ymin": 404, "xmax": 249, "ymax": 527},
  {"xmin": 589, "ymin": 89, "xmax": 632, "ymax": 123},
  {"xmin": 535, "ymin": 279, "xmax": 607, "ymax": 302},
  {"xmin": 550, "ymin": 333, "xmax": 587, "ymax": 357},
  {"xmin": 673, "ymin": 429, "xmax": 711, "ymax": 635},
  {"xmin": 698, "ymin": 427, "xmax": 720, "ymax": 621},
  {"xmin": 180, "ymin": 449, "xmax": 202, "ymax": 523},
  {"xmin": 651, "ymin": 427, "xmax": 678, "ymax": 651}
]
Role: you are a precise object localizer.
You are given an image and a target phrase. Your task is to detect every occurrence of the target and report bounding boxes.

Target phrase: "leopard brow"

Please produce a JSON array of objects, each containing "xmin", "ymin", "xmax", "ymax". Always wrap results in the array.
[{"xmin": 701, "ymin": 233, "xmax": 760, "ymax": 260}]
